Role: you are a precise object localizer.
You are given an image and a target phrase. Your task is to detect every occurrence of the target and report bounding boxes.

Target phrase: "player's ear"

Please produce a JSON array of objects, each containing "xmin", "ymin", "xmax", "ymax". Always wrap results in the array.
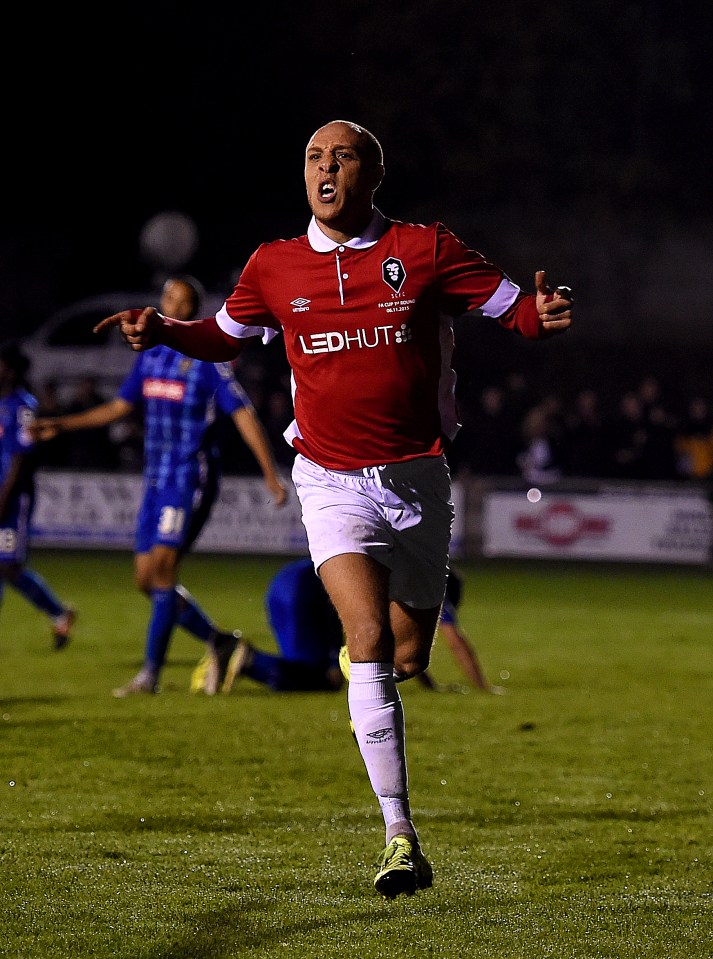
[{"xmin": 370, "ymin": 163, "xmax": 385, "ymax": 193}]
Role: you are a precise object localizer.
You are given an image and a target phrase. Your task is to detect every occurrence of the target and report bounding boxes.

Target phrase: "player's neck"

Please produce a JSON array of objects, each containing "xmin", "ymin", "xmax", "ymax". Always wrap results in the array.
[{"xmin": 316, "ymin": 207, "xmax": 375, "ymax": 245}]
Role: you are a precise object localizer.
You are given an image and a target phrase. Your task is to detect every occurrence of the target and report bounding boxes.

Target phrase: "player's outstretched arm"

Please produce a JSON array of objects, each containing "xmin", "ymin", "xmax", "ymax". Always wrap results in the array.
[
  {"xmin": 232, "ymin": 406, "xmax": 289, "ymax": 507},
  {"xmin": 95, "ymin": 309, "xmax": 244, "ymax": 362},
  {"xmin": 94, "ymin": 308, "xmax": 161, "ymax": 352},
  {"xmin": 30, "ymin": 398, "xmax": 134, "ymax": 440}
]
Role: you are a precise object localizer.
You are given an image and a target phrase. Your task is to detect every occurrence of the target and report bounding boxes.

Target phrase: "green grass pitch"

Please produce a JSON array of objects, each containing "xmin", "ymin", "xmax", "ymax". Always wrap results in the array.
[{"xmin": 1, "ymin": 550, "xmax": 711, "ymax": 958}]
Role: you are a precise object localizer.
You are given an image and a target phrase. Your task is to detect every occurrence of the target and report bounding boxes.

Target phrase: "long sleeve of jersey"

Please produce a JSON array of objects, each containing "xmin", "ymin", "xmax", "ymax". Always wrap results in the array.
[
  {"xmin": 156, "ymin": 314, "xmax": 244, "ymax": 361},
  {"xmin": 432, "ymin": 223, "xmax": 541, "ymax": 337}
]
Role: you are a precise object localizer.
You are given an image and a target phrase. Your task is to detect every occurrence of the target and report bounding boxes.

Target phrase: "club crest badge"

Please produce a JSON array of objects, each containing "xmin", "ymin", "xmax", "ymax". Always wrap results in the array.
[{"xmin": 382, "ymin": 257, "xmax": 406, "ymax": 294}]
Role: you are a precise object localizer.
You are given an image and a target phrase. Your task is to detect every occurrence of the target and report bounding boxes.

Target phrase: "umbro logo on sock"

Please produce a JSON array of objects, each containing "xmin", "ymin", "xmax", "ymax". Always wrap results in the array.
[{"xmin": 366, "ymin": 727, "xmax": 393, "ymax": 743}]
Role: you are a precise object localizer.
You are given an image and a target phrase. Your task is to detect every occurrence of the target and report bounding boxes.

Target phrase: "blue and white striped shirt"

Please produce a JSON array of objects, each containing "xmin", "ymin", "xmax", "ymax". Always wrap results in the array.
[{"xmin": 118, "ymin": 346, "xmax": 250, "ymax": 490}]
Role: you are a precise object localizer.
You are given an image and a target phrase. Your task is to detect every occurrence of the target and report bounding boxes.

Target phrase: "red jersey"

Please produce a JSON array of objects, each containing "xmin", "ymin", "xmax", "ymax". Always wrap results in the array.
[{"xmin": 215, "ymin": 212, "xmax": 540, "ymax": 470}]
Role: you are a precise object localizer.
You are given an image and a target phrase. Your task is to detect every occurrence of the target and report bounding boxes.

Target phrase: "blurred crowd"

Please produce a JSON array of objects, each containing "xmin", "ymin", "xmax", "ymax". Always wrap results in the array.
[
  {"xmin": 33, "ymin": 364, "xmax": 713, "ymax": 486},
  {"xmin": 449, "ymin": 372, "xmax": 713, "ymax": 485}
]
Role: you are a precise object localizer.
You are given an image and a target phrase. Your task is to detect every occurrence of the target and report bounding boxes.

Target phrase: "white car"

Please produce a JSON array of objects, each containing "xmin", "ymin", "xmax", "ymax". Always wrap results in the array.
[{"xmin": 23, "ymin": 290, "xmax": 225, "ymax": 399}]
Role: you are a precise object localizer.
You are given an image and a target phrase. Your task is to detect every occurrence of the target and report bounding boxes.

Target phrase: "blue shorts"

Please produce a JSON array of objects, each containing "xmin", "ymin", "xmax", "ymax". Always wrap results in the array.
[
  {"xmin": 135, "ymin": 479, "xmax": 217, "ymax": 555},
  {"xmin": 0, "ymin": 493, "xmax": 32, "ymax": 564}
]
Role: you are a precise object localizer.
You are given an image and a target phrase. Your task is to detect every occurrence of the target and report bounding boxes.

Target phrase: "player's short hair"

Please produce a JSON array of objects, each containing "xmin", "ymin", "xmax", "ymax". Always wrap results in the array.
[
  {"xmin": 309, "ymin": 120, "xmax": 384, "ymax": 167},
  {"xmin": 343, "ymin": 121, "xmax": 383, "ymax": 166},
  {"xmin": 165, "ymin": 274, "xmax": 205, "ymax": 320}
]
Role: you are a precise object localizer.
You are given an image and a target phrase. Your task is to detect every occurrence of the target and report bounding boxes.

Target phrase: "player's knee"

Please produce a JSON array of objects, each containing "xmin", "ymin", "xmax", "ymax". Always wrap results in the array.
[
  {"xmin": 348, "ymin": 621, "xmax": 391, "ymax": 660},
  {"xmin": 395, "ymin": 647, "xmax": 431, "ymax": 679}
]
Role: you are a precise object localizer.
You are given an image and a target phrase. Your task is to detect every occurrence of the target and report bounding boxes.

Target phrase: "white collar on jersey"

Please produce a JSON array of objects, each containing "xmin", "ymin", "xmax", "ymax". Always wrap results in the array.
[{"xmin": 307, "ymin": 208, "xmax": 386, "ymax": 251}]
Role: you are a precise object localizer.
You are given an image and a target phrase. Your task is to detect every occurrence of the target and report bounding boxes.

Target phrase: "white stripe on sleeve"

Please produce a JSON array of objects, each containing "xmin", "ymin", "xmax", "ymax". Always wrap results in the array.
[
  {"xmin": 478, "ymin": 278, "xmax": 520, "ymax": 318},
  {"xmin": 216, "ymin": 305, "xmax": 279, "ymax": 345}
]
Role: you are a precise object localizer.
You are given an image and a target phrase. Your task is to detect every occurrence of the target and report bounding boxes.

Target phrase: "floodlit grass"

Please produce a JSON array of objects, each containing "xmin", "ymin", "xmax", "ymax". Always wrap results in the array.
[{"xmin": 1, "ymin": 550, "xmax": 711, "ymax": 958}]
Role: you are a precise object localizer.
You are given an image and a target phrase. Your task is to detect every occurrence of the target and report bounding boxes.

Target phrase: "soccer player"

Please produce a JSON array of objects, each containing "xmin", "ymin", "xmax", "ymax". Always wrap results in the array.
[
  {"xmin": 191, "ymin": 556, "xmax": 344, "ymax": 694},
  {"xmin": 0, "ymin": 343, "xmax": 76, "ymax": 648},
  {"xmin": 31, "ymin": 276, "xmax": 288, "ymax": 697},
  {"xmin": 95, "ymin": 121, "xmax": 573, "ymax": 897}
]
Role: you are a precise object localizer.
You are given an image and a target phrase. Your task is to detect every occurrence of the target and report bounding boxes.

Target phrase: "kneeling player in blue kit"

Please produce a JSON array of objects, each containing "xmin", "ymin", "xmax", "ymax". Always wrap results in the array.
[{"xmin": 193, "ymin": 556, "xmax": 344, "ymax": 693}]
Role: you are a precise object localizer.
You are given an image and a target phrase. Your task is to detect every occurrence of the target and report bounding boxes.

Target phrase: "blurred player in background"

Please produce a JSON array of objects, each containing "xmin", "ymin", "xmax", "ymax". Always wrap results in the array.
[
  {"xmin": 31, "ymin": 276, "xmax": 287, "ymax": 696},
  {"xmin": 0, "ymin": 343, "xmax": 76, "ymax": 648},
  {"xmin": 191, "ymin": 556, "xmax": 344, "ymax": 694},
  {"xmin": 95, "ymin": 120, "xmax": 572, "ymax": 897}
]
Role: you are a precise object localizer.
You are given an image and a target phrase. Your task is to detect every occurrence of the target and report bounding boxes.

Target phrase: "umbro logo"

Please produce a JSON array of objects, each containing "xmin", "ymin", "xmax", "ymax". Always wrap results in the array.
[
  {"xmin": 291, "ymin": 297, "xmax": 311, "ymax": 312},
  {"xmin": 366, "ymin": 727, "xmax": 393, "ymax": 744}
]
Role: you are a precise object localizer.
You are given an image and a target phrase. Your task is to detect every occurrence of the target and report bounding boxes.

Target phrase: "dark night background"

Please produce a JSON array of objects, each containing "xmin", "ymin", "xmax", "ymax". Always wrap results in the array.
[{"xmin": 3, "ymin": 1, "xmax": 713, "ymax": 403}]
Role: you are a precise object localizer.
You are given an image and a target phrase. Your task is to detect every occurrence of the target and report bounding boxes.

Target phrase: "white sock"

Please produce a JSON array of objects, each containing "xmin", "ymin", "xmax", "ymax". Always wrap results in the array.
[{"xmin": 348, "ymin": 662, "xmax": 415, "ymax": 841}]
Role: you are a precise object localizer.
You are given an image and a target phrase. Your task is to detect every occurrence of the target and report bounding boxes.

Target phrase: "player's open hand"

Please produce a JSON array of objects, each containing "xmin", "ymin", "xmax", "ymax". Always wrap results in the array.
[
  {"xmin": 93, "ymin": 307, "xmax": 161, "ymax": 351},
  {"xmin": 535, "ymin": 270, "xmax": 573, "ymax": 337}
]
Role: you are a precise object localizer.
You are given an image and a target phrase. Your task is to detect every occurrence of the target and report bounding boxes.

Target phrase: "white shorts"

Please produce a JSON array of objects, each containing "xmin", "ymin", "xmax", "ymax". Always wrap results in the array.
[{"xmin": 291, "ymin": 453, "xmax": 455, "ymax": 609}]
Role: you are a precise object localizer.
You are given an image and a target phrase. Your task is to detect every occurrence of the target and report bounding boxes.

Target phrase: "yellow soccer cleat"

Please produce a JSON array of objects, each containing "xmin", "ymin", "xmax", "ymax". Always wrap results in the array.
[
  {"xmin": 374, "ymin": 836, "xmax": 434, "ymax": 899},
  {"xmin": 190, "ymin": 653, "xmax": 211, "ymax": 693}
]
